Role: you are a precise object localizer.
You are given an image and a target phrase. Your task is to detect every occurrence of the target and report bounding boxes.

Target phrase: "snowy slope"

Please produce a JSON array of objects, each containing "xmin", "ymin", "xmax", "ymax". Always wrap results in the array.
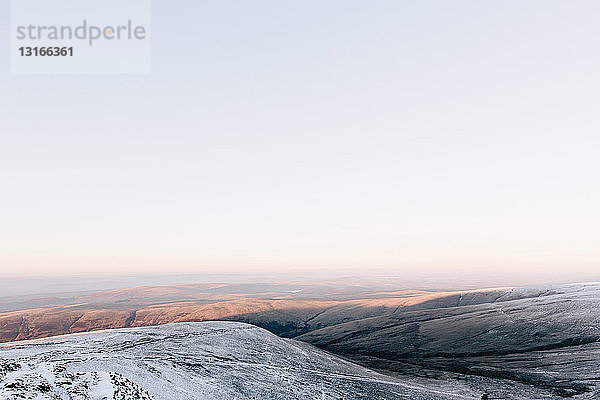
[
  {"xmin": 298, "ymin": 283, "xmax": 600, "ymax": 398},
  {"xmin": 2, "ymin": 319, "xmax": 595, "ymax": 399},
  {"xmin": 0, "ymin": 321, "xmax": 497, "ymax": 400}
]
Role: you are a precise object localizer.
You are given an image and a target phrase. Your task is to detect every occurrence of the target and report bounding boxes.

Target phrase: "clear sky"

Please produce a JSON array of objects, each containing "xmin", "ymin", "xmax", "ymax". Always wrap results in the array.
[{"xmin": 1, "ymin": 1, "xmax": 599, "ymax": 282}]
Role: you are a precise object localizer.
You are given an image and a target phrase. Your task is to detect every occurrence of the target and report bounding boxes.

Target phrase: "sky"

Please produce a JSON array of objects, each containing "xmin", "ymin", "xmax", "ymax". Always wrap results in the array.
[{"xmin": 0, "ymin": 1, "xmax": 599, "ymax": 282}]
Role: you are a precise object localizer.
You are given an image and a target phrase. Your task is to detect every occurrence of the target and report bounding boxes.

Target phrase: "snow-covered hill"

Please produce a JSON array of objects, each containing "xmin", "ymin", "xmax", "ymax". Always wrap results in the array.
[
  {"xmin": 2, "ymin": 304, "xmax": 597, "ymax": 399},
  {"xmin": 298, "ymin": 283, "xmax": 600, "ymax": 398},
  {"xmin": 0, "ymin": 321, "xmax": 490, "ymax": 400}
]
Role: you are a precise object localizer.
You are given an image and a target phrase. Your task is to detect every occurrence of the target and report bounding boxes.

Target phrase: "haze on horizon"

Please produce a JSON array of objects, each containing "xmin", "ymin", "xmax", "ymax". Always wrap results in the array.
[{"xmin": 1, "ymin": 1, "xmax": 599, "ymax": 282}]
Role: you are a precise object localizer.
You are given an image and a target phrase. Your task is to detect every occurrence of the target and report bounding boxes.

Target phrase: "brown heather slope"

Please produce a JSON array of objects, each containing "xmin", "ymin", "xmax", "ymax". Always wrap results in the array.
[
  {"xmin": 0, "ymin": 281, "xmax": 446, "ymax": 342},
  {"xmin": 0, "ymin": 297, "xmax": 396, "ymax": 342},
  {"xmin": 0, "ymin": 307, "xmax": 133, "ymax": 342},
  {"xmin": 0, "ymin": 286, "xmax": 523, "ymax": 343}
]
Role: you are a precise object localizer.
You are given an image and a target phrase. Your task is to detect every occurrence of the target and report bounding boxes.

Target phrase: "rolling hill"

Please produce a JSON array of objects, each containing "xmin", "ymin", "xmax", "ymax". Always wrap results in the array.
[
  {"xmin": 0, "ymin": 321, "xmax": 541, "ymax": 400},
  {"xmin": 2, "ymin": 283, "xmax": 599, "ymax": 398}
]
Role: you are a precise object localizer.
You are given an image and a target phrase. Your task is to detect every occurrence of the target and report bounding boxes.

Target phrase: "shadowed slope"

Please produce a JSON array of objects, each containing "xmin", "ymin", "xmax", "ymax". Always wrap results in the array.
[{"xmin": 297, "ymin": 284, "xmax": 600, "ymax": 397}]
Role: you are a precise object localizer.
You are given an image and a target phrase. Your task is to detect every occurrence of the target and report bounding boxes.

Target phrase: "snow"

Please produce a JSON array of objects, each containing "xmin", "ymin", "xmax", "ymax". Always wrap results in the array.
[
  {"xmin": 0, "ymin": 319, "xmax": 588, "ymax": 399},
  {"xmin": 0, "ymin": 321, "xmax": 470, "ymax": 400}
]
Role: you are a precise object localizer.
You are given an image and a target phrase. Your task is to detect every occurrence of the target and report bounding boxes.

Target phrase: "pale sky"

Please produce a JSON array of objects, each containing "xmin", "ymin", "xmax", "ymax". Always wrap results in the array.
[{"xmin": 1, "ymin": 1, "xmax": 599, "ymax": 281}]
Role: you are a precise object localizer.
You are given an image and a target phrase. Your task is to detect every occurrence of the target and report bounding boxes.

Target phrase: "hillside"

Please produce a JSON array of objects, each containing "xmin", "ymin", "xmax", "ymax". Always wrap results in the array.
[
  {"xmin": 297, "ymin": 284, "xmax": 600, "ymax": 397},
  {"xmin": 0, "ymin": 283, "xmax": 550, "ymax": 343},
  {"xmin": 2, "ymin": 284, "xmax": 599, "ymax": 398},
  {"xmin": 0, "ymin": 321, "xmax": 546, "ymax": 400}
]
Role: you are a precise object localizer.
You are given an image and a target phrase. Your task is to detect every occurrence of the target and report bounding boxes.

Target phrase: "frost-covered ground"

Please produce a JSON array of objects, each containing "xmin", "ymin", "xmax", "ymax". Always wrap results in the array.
[
  {"xmin": 298, "ymin": 283, "xmax": 600, "ymax": 398},
  {"xmin": 1, "ymin": 302, "xmax": 598, "ymax": 399},
  {"xmin": 0, "ymin": 321, "xmax": 499, "ymax": 400}
]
